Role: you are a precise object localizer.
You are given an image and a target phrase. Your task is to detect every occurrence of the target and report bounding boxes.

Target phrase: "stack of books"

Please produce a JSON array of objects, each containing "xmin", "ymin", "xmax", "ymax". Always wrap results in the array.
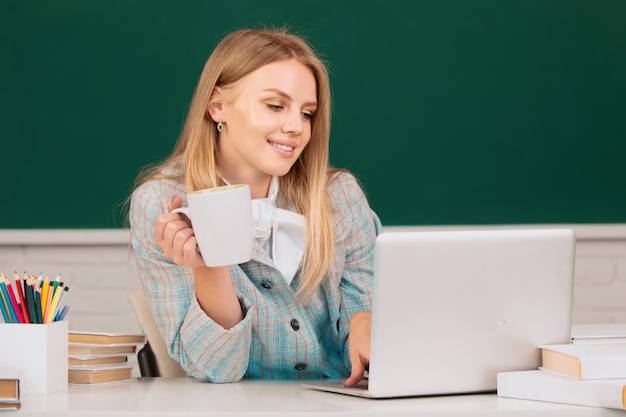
[
  {"xmin": 68, "ymin": 331, "xmax": 146, "ymax": 386},
  {"xmin": 497, "ymin": 329, "xmax": 626, "ymax": 410},
  {"xmin": 0, "ymin": 371, "xmax": 20, "ymax": 411}
]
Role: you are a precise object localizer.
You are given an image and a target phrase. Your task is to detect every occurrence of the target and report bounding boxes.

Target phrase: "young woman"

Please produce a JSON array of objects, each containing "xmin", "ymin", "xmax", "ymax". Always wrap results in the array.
[{"xmin": 129, "ymin": 27, "xmax": 381, "ymax": 384}]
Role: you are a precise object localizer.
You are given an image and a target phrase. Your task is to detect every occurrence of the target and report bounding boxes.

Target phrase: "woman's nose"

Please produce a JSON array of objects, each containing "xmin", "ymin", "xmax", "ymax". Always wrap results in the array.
[{"xmin": 282, "ymin": 111, "xmax": 304, "ymax": 135}]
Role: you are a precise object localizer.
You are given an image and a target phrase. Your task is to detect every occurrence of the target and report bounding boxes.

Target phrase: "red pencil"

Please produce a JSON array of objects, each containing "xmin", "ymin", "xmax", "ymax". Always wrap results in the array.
[{"xmin": 14, "ymin": 271, "xmax": 30, "ymax": 323}]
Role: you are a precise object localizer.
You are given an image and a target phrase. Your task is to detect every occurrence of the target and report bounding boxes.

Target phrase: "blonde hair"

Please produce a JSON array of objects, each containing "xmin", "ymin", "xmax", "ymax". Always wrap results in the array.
[{"xmin": 134, "ymin": 27, "xmax": 335, "ymax": 299}]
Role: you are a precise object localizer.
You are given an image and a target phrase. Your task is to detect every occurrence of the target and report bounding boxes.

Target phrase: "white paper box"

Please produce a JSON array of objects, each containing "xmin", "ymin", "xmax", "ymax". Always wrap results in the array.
[{"xmin": 0, "ymin": 320, "xmax": 68, "ymax": 394}]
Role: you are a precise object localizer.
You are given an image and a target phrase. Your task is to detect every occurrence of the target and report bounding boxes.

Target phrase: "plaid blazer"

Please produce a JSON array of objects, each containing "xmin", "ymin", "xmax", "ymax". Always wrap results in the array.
[{"xmin": 129, "ymin": 170, "xmax": 381, "ymax": 383}]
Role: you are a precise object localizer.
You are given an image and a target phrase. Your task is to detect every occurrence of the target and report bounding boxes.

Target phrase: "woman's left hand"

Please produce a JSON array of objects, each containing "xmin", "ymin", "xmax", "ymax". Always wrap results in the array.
[{"xmin": 344, "ymin": 311, "xmax": 372, "ymax": 386}]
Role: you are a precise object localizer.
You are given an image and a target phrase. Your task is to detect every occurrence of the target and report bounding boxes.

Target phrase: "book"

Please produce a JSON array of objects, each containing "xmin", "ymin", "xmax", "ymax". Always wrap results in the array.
[
  {"xmin": 0, "ymin": 378, "xmax": 20, "ymax": 410},
  {"xmin": 68, "ymin": 343, "xmax": 137, "ymax": 355},
  {"xmin": 68, "ymin": 331, "xmax": 146, "ymax": 345},
  {"xmin": 540, "ymin": 343, "xmax": 626, "ymax": 379},
  {"xmin": 0, "ymin": 402, "xmax": 20, "ymax": 411},
  {"xmin": 68, "ymin": 364, "xmax": 133, "ymax": 385},
  {"xmin": 68, "ymin": 354, "xmax": 128, "ymax": 367},
  {"xmin": 497, "ymin": 370, "xmax": 626, "ymax": 410},
  {"xmin": 571, "ymin": 323, "xmax": 626, "ymax": 344}
]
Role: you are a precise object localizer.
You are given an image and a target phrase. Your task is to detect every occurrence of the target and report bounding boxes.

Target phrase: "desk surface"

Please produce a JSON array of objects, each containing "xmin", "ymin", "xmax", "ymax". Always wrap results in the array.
[{"xmin": 17, "ymin": 377, "xmax": 625, "ymax": 416}]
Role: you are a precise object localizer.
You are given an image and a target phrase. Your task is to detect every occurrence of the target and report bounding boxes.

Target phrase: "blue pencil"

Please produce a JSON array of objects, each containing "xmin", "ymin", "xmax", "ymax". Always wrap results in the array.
[
  {"xmin": 0, "ymin": 288, "xmax": 10, "ymax": 322},
  {"xmin": 55, "ymin": 304, "xmax": 70, "ymax": 321},
  {"xmin": 0, "ymin": 279, "xmax": 18, "ymax": 323}
]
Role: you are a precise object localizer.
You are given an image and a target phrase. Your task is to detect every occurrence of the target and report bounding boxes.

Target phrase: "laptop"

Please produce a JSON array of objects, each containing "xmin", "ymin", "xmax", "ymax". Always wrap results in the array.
[{"xmin": 302, "ymin": 228, "xmax": 576, "ymax": 398}]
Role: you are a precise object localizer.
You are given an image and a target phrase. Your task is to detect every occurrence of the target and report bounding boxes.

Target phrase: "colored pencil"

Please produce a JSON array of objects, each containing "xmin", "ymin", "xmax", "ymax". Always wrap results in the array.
[
  {"xmin": 0, "ymin": 276, "xmax": 18, "ymax": 323},
  {"xmin": 0, "ymin": 285, "xmax": 10, "ymax": 323},
  {"xmin": 45, "ymin": 280, "xmax": 62, "ymax": 323},
  {"xmin": 2, "ymin": 274, "xmax": 20, "ymax": 323},
  {"xmin": 47, "ymin": 274, "xmax": 60, "ymax": 316},
  {"xmin": 50, "ymin": 286, "xmax": 69, "ymax": 323},
  {"xmin": 34, "ymin": 288, "xmax": 43, "ymax": 324},
  {"xmin": 3, "ymin": 276, "xmax": 24, "ymax": 323},
  {"xmin": 14, "ymin": 271, "xmax": 30, "ymax": 323},
  {"xmin": 41, "ymin": 275, "xmax": 50, "ymax": 319},
  {"xmin": 0, "ymin": 271, "xmax": 70, "ymax": 324},
  {"xmin": 27, "ymin": 279, "xmax": 38, "ymax": 324},
  {"xmin": 55, "ymin": 304, "xmax": 70, "ymax": 321},
  {"xmin": 47, "ymin": 285, "xmax": 65, "ymax": 324}
]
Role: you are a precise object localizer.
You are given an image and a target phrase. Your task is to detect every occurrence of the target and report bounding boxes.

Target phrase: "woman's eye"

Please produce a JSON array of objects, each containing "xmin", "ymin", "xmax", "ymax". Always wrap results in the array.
[
  {"xmin": 267, "ymin": 104, "xmax": 283, "ymax": 111},
  {"xmin": 302, "ymin": 112, "xmax": 313, "ymax": 121}
]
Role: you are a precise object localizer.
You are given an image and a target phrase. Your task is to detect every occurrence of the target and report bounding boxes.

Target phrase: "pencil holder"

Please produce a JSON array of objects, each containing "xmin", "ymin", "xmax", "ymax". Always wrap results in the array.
[{"xmin": 0, "ymin": 320, "xmax": 68, "ymax": 395}]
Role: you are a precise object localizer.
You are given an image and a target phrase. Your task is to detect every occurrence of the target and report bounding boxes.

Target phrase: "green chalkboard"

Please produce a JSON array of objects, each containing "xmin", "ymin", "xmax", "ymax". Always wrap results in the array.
[{"xmin": 1, "ymin": 0, "xmax": 625, "ymax": 228}]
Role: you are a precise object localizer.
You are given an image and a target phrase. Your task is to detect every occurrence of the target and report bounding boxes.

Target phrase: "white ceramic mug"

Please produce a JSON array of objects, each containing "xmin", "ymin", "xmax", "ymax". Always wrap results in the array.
[{"xmin": 172, "ymin": 184, "xmax": 253, "ymax": 266}]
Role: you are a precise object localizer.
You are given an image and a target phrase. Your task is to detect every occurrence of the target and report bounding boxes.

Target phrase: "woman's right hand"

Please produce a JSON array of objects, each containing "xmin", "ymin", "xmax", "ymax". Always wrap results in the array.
[{"xmin": 154, "ymin": 195, "xmax": 205, "ymax": 269}]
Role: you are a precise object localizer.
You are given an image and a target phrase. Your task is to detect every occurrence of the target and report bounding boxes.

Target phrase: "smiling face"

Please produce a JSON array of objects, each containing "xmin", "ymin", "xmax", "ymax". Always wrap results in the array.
[{"xmin": 210, "ymin": 59, "xmax": 318, "ymax": 193}]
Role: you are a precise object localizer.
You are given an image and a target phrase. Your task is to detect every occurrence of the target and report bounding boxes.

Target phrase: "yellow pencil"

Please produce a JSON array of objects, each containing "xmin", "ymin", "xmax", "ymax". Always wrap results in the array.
[
  {"xmin": 47, "ymin": 285, "xmax": 65, "ymax": 324},
  {"xmin": 46, "ymin": 274, "xmax": 60, "ymax": 318},
  {"xmin": 41, "ymin": 275, "xmax": 50, "ymax": 320},
  {"xmin": 50, "ymin": 286, "xmax": 69, "ymax": 322}
]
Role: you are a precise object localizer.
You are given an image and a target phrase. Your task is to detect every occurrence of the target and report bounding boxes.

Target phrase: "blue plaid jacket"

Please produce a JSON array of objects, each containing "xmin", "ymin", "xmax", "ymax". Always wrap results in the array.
[{"xmin": 130, "ymin": 171, "xmax": 381, "ymax": 383}]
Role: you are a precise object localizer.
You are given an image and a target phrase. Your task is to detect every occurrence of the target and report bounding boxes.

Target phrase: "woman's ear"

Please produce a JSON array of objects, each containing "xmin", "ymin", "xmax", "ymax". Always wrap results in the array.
[
  {"xmin": 207, "ymin": 86, "xmax": 224, "ymax": 123},
  {"xmin": 207, "ymin": 102, "xmax": 223, "ymax": 123}
]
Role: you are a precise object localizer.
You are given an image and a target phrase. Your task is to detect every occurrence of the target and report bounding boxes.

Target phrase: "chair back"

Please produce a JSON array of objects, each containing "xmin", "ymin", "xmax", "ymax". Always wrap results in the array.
[{"xmin": 127, "ymin": 287, "xmax": 187, "ymax": 377}]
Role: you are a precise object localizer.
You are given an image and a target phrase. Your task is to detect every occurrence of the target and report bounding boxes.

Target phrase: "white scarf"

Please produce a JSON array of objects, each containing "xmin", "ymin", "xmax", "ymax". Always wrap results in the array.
[{"xmin": 227, "ymin": 176, "xmax": 306, "ymax": 284}]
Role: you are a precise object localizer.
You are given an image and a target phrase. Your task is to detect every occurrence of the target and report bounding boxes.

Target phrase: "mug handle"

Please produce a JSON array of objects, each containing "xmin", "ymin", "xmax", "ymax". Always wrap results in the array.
[
  {"xmin": 171, "ymin": 207, "xmax": 191, "ymax": 219},
  {"xmin": 171, "ymin": 207, "xmax": 201, "ymax": 255}
]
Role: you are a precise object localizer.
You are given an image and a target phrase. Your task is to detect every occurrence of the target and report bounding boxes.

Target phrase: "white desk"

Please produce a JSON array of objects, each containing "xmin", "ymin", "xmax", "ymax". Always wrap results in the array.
[{"xmin": 16, "ymin": 377, "xmax": 625, "ymax": 416}]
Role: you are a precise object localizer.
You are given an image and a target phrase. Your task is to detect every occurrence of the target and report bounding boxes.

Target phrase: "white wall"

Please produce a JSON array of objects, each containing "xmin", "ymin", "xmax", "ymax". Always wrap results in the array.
[
  {"xmin": 0, "ymin": 230, "xmax": 141, "ymax": 332},
  {"xmin": 1, "ymin": 225, "xmax": 625, "ymax": 332}
]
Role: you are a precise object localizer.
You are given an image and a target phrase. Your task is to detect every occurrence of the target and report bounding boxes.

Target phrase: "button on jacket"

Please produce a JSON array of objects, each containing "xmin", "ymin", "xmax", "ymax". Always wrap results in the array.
[{"xmin": 130, "ymin": 170, "xmax": 382, "ymax": 383}]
